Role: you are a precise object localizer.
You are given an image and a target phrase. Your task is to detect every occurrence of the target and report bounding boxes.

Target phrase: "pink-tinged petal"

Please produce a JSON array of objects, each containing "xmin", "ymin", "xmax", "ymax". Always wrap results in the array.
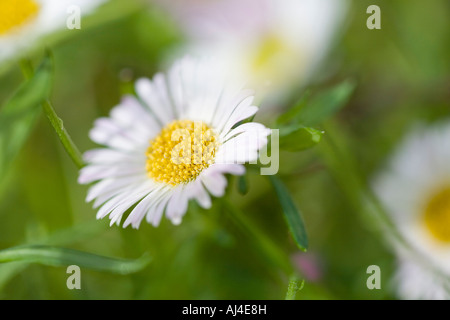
[
  {"xmin": 112, "ymin": 95, "xmax": 161, "ymax": 137},
  {"xmin": 187, "ymin": 179, "xmax": 212, "ymax": 209},
  {"xmin": 201, "ymin": 172, "xmax": 228, "ymax": 198},
  {"xmin": 89, "ymin": 117, "xmax": 143, "ymax": 151}
]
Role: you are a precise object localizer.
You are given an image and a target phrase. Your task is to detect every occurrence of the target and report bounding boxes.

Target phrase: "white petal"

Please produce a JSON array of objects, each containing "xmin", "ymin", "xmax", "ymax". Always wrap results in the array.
[
  {"xmin": 83, "ymin": 148, "xmax": 142, "ymax": 165},
  {"xmin": 148, "ymin": 192, "xmax": 172, "ymax": 227},
  {"xmin": 166, "ymin": 186, "xmax": 189, "ymax": 225},
  {"xmin": 86, "ymin": 176, "xmax": 146, "ymax": 203},
  {"xmin": 95, "ymin": 181, "xmax": 154, "ymax": 219},
  {"xmin": 89, "ymin": 117, "xmax": 146, "ymax": 151},
  {"xmin": 213, "ymin": 90, "xmax": 254, "ymax": 133},
  {"xmin": 207, "ymin": 163, "xmax": 246, "ymax": 176},
  {"xmin": 201, "ymin": 171, "xmax": 228, "ymax": 197},
  {"xmin": 216, "ymin": 123, "xmax": 270, "ymax": 164},
  {"xmin": 78, "ymin": 164, "xmax": 144, "ymax": 184},
  {"xmin": 123, "ymin": 186, "xmax": 168, "ymax": 229},
  {"xmin": 135, "ymin": 77, "xmax": 175, "ymax": 125},
  {"xmin": 187, "ymin": 179, "xmax": 212, "ymax": 209}
]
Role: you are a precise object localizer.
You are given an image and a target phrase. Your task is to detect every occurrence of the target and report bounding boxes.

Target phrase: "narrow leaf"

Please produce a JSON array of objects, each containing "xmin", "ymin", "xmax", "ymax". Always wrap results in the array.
[
  {"xmin": 0, "ymin": 57, "xmax": 53, "ymax": 181},
  {"xmin": 269, "ymin": 176, "xmax": 308, "ymax": 251},
  {"xmin": 279, "ymin": 125, "xmax": 324, "ymax": 152},
  {"xmin": 0, "ymin": 245, "xmax": 151, "ymax": 275},
  {"xmin": 277, "ymin": 80, "xmax": 356, "ymax": 127}
]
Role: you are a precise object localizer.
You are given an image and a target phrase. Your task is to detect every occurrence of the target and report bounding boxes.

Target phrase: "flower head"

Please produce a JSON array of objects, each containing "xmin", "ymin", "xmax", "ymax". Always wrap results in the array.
[
  {"xmin": 156, "ymin": 0, "xmax": 348, "ymax": 101},
  {"xmin": 0, "ymin": 0, "xmax": 107, "ymax": 64},
  {"xmin": 79, "ymin": 57, "xmax": 271, "ymax": 228},
  {"xmin": 373, "ymin": 121, "xmax": 450, "ymax": 299}
]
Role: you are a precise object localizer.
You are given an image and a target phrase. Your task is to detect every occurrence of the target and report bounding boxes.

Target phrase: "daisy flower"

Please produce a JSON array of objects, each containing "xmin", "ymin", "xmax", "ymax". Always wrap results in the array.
[
  {"xmin": 0, "ymin": 0, "xmax": 107, "ymax": 64},
  {"xmin": 393, "ymin": 258, "xmax": 450, "ymax": 300},
  {"xmin": 78, "ymin": 57, "xmax": 271, "ymax": 229},
  {"xmin": 155, "ymin": 0, "xmax": 348, "ymax": 102},
  {"xmin": 373, "ymin": 121, "xmax": 450, "ymax": 299}
]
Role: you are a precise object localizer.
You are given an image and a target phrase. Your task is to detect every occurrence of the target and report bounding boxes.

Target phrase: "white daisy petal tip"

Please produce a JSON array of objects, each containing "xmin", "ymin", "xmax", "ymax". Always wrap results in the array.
[
  {"xmin": 79, "ymin": 56, "xmax": 271, "ymax": 229},
  {"xmin": 171, "ymin": 217, "xmax": 183, "ymax": 226}
]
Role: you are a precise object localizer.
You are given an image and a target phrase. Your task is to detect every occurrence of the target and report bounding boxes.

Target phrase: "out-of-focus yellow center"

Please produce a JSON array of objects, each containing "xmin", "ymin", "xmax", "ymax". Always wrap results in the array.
[
  {"xmin": 0, "ymin": 0, "xmax": 40, "ymax": 35},
  {"xmin": 424, "ymin": 187, "xmax": 450, "ymax": 243},
  {"xmin": 251, "ymin": 35, "xmax": 286, "ymax": 72},
  {"xmin": 146, "ymin": 120, "xmax": 219, "ymax": 186},
  {"xmin": 249, "ymin": 34, "xmax": 298, "ymax": 85}
]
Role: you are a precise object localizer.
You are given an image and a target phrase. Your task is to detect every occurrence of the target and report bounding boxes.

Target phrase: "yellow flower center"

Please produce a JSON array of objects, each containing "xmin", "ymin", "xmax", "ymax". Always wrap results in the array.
[
  {"xmin": 252, "ymin": 35, "xmax": 286, "ymax": 72},
  {"xmin": 146, "ymin": 120, "xmax": 219, "ymax": 186},
  {"xmin": 250, "ymin": 34, "xmax": 298, "ymax": 84},
  {"xmin": 423, "ymin": 187, "xmax": 450, "ymax": 243},
  {"xmin": 0, "ymin": 0, "xmax": 40, "ymax": 36}
]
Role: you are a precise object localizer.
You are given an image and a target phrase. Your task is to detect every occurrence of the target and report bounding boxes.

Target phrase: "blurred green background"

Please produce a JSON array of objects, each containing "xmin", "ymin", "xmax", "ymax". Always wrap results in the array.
[{"xmin": 0, "ymin": 0, "xmax": 449, "ymax": 299}]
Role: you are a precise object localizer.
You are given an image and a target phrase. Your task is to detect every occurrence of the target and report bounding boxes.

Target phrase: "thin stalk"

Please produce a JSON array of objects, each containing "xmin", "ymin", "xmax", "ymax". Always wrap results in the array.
[
  {"xmin": 19, "ymin": 58, "xmax": 85, "ymax": 169},
  {"xmin": 221, "ymin": 198, "xmax": 293, "ymax": 275},
  {"xmin": 41, "ymin": 99, "xmax": 84, "ymax": 169},
  {"xmin": 285, "ymin": 274, "xmax": 304, "ymax": 300}
]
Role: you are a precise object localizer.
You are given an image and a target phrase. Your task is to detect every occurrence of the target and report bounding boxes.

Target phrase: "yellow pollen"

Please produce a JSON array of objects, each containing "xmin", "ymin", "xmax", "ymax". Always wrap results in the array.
[
  {"xmin": 423, "ymin": 187, "xmax": 450, "ymax": 243},
  {"xmin": 0, "ymin": 0, "xmax": 40, "ymax": 35},
  {"xmin": 146, "ymin": 120, "xmax": 219, "ymax": 186}
]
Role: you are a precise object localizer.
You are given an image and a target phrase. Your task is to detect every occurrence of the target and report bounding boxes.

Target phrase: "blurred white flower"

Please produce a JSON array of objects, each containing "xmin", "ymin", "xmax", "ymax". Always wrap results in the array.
[
  {"xmin": 0, "ymin": 0, "xmax": 107, "ymax": 64},
  {"xmin": 79, "ymin": 56, "xmax": 271, "ymax": 229},
  {"xmin": 393, "ymin": 258, "xmax": 450, "ymax": 300},
  {"xmin": 373, "ymin": 121, "xmax": 450, "ymax": 299},
  {"xmin": 156, "ymin": 0, "xmax": 348, "ymax": 103}
]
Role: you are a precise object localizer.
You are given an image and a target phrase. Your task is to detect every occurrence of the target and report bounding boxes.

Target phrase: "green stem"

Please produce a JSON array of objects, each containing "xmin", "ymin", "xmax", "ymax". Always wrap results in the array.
[
  {"xmin": 221, "ymin": 198, "xmax": 293, "ymax": 275},
  {"xmin": 19, "ymin": 58, "xmax": 85, "ymax": 169},
  {"xmin": 41, "ymin": 99, "xmax": 84, "ymax": 169},
  {"xmin": 285, "ymin": 274, "xmax": 304, "ymax": 300}
]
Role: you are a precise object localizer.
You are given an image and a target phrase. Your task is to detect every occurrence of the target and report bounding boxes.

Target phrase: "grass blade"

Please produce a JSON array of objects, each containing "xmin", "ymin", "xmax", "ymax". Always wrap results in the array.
[
  {"xmin": 0, "ymin": 245, "xmax": 151, "ymax": 275},
  {"xmin": 269, "ymin": 175, "xmax": 308, "ymax": 252}
]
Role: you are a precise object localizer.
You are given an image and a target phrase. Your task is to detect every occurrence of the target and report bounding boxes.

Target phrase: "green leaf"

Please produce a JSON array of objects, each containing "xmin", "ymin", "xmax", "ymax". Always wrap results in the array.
[
  {"xmin": 276, "ymin": 90, "xmax": 311, "ymax": 125},
  {"xmin": 269, "ymin": 176, "xmax": 308, "ymax": 252},
  {"xmin": 277, "ymin": 80, "xmax": 356, "ymax": 127},
  {"xmin": 0, "ymin": 245, "xmax": 151, "ymax": 275},
  {"xmin": 237, "ymin": 174, "xmax": 249, "ymax": 195},
  {"xmin": 279, "ymin": 125, "xmax": 324, "ymax": 152},
  {"xmin": 0, "ymin": 56, "xmax": 53, "ymax": 181}
]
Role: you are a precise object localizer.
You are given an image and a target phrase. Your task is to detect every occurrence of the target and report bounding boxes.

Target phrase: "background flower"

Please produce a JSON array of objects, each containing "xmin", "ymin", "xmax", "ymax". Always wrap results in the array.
[
  {"xmin": 373, "ymin": 122, "xmax": 450, "ymax": 299},
  {"xmin": 154, "ymin": 0, "xmax": 349, "ymax": 104},
  {"xmin": 0, "ymin": 0, "xmax": 108, "ymax": 65}
]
